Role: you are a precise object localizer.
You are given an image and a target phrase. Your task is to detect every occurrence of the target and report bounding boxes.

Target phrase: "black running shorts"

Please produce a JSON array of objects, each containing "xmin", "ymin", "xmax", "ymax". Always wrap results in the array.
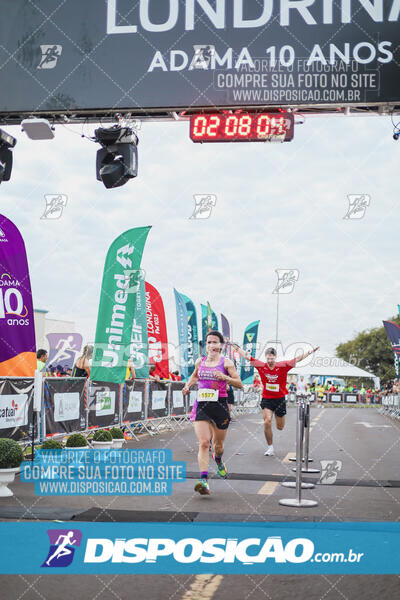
[
  {"xmin": 195, "ymin": 399, "xmax": 231, "ymax": 430},
  {"xmin": 260, "ymin": 397, "xmax": 287, "ymax": 417}
]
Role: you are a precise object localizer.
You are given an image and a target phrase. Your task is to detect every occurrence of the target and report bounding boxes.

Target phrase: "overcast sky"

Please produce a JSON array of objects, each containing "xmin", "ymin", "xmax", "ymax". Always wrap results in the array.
[{"xmin": 2, "ymin": 113, "xmax": 399, "ymax": 362}]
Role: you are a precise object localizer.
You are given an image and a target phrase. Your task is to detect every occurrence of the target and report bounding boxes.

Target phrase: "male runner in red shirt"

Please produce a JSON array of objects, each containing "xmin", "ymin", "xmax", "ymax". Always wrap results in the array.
[{"xmin": 230, "ymin": 343, "xmax": 319, "ymax": 456}]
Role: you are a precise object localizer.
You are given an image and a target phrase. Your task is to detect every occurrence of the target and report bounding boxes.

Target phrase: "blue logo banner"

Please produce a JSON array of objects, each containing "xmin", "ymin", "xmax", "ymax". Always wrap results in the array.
[{"xmin": 0, "ymin": 522, "xmax": 398, "ymax": 574}]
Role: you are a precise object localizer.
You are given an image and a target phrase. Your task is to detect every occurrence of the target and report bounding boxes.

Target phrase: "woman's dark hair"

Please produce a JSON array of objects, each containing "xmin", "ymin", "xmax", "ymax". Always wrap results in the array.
[{"xmin": 205, "ymin": 330, "xmax": 224, "ymax": 344}]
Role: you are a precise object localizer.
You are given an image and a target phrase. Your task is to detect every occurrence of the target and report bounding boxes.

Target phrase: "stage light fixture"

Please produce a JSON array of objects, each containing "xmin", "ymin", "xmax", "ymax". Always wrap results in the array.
[
  {"xmin": 95, "ymin": 125, "xmax": 138, "ymax": 189},
  {"xmin": 21, "ymin": 118, "xmax": 55, "ymax": 140},
  {"xmin": 0, "ymin": 129, "xmax": 17, "ymax": 185}
]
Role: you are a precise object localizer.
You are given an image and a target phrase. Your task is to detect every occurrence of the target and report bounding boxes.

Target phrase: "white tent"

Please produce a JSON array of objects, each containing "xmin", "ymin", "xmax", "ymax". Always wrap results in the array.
[{"xmin": 288, "ymin": 351, "xmax": 379, "ymax": 388}]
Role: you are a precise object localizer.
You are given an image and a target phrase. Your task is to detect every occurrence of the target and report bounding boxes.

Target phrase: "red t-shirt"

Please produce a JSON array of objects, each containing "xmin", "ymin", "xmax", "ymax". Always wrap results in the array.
[{"xmin": 250, "ymin": 356, "xmax": 296, "ymax": 399}]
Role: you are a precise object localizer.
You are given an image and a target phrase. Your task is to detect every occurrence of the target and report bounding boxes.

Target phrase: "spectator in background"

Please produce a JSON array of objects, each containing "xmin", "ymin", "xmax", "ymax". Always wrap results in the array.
[
  {"xmin": 317, "ymin": 384, "xmax": 325, "ymax": 408},
  {"xmin": 36, "ymin": 349, "xmax": 48, "ymax": 374},
  {"xmin": 127, "ymin": 358, "xmax": 136, "ymax": 380},
  {"xmin": 170, "ymin": 371, "xmax": 181, "ymax": 381},
  {"xmin": 72, "ymin": 344, "xmax": 93, "ymax": 378},
  {"xmin": 149, "ymin": 363, "xmax": 161, "ymax": 382},
  {"xmin": 66, "ymin": 368, "xmax": 72, "ymax": 377},
  {"xmin": 328, "ymin": 384, "xmax": 337, "ymax": 393},
  {"xmin": 253, "ymin": 375, "xmax": 262, "ymax": 392}
]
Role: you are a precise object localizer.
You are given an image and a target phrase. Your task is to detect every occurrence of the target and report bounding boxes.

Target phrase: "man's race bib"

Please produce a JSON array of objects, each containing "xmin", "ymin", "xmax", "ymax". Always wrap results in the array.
[
  {"xmin": 266, "ymin": 383, "xmax": 279, "ymax": 392},
  {"xmin": 198, "ymin": 388, "xmax": 219, "ymax": 402}
]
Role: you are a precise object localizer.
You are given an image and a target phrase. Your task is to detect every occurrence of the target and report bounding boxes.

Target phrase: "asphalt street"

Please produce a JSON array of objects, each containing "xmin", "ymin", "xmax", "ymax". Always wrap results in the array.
[{"xmin": 1, "ymin": 405, "xmax": 399, "ymax": 599}]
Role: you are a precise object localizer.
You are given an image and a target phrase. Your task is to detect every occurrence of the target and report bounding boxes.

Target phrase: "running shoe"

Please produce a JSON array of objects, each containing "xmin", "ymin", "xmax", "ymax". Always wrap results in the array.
[
  {"xmin": 264, "ymin": 445, "xmax": 275, "ymax": 456},
  {"xmin": 212, "ymin": 453, "xmax": 228, "ymax": 478},
  {"xmin": 194, "ymin": 479, "xmax": 210, "ymax": 495}
]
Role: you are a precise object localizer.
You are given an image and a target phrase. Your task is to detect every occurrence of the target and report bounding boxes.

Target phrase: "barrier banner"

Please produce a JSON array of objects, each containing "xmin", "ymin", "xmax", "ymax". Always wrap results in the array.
[
  {"xmin": 240, "ymin": 320, "xmax": 260, "ymax": 384},
  {"xmin": 0, "ymin": 377, "xmax": 34, "ymax": 440},
  {"xmin": 187, "ymin": 386, "xmax": 198, "ymax": 414},
  {"xmin": 0, "ymin": 214, "xmax": 36, "ymax": 376},
  {"xmin": 43, "ymin": 378, "xmax": 86, "ymax": 435},
  {"xmin": 145, "ymin": 282, "xmax": 169, "ymax": 379},
  {"xmin": 45, "ymin": 333, "xmax": 83, "ymax": 372},
  {"xmin": 345, "ymin": 394, "xmax": 358, "ymax": 403},
  {"xmin": 122, "ymin": 379, "xmax": 145, "ymax": 423},
  {"xmin": 170, "ymin": 381, "xmax": 185, "ymax": 417},
  {"xmin": 91, "ymin": 226, "xmax": 151, "ymax": 384},
  {"xmin": 148, "ymin": 381, "xmax": 168, "ymax": 419},
  {"xmin": 181, "ymin": 292, "xmax": 200, "ymax": 378},
  {"xmin": 329, "ymin": 393, "xmax": 343, "ymax": 403},
  {"xmin": 87, "ymin": 381, "xmax": 120, "ymax": 428}
]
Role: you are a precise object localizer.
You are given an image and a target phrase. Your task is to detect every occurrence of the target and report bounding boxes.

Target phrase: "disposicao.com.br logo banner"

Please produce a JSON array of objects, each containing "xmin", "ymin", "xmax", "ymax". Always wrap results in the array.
[{"xmin": 0, "ymin": 523, "xmax": 398, "ymax": 575}]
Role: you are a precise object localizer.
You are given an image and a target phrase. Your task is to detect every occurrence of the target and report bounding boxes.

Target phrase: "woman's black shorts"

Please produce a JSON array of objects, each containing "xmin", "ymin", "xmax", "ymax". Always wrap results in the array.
[{"xmin": 195, "ymin": 399, "xmax": 230, "ymax": 430}]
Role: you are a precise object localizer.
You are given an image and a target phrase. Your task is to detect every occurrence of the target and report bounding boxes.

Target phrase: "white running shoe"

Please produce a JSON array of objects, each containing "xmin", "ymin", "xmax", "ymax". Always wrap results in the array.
[{"xmin": 264, "ymin": 445, "xmax": 274, "ymax": 456}]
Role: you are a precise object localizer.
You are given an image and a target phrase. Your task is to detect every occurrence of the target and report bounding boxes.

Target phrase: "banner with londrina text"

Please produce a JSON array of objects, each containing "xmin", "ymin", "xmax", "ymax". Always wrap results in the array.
[
  {"xmin": 240, "ymin": 320, "xmax": 260, "ymax": 384},
  {"xmin": 0, "ymin": 214, "xmax": 36, "ymax": 376},
  {"xmin": 91, "ymin": 226, "xmax": 151, "ymax": 384},
  {"xmin": 145, "ymin": 282, "xmax": 169, "ymax": 379},
  {"xmin": 181, "ymin": 292, "xmax": 200, "ymax": 378},
  {"xmin": 128, "ymin": 276, "xmax": 149, "ymax": 379}
]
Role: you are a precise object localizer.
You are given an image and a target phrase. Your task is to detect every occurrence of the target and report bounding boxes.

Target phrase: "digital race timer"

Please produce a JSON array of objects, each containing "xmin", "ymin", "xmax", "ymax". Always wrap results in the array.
[{"xmin": 189, "ymin": 112, "xmax": 294, "ymax": 143}]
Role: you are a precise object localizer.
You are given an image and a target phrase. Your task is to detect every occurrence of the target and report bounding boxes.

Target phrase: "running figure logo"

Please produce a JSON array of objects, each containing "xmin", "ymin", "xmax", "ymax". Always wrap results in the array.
[
  {"xmin": 344, "ymin": 194, "xmax": 370, "ymax": 219},
  {"xmin": 0, "ymin": 227, "xmax": 5, "ymax": 237},
  {"xmin": 42, "ymin": 529, "xmax": 82, "ymax": 568},
  {"xmin": 319, "ymin": 460, "xmax": 342, "ymax": 485},
  {"xmin": 272, "ymin": 269, "xmax": 299, "ymax": 294},
  {"xmin": 190, "ymin": 195, "xmax": 217, "ymax": 219},
  {"xmin": 190, "ymin": 45, "xmax": 215, "ymax": 69},
  {"xmin": 41, "ymin": 195, "xmax": 68, "ymax": 219},
  {"xmin": 46, "ymin": 333, "xmax": 83, "ymax": 371},
  {"xmin": 37, "ymin": 45, "xmax": 62, "ymax": 69}
]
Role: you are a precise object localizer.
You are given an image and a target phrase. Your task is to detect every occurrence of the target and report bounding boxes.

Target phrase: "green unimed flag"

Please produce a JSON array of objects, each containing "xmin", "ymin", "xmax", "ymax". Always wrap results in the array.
[{"xmin": 91, "ymin": 226, "xmax": 151, "ymax": 384}]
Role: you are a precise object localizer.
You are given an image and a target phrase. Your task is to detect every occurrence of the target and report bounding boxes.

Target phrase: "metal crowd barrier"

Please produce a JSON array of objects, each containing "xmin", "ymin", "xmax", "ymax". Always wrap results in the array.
[
  {"xmin": 379, "ymin": 394, "xmax": 400, "ymax": 419},
  {"xmin": 286, "ymin": 392, "xmax": 381, "ymax": 405}
]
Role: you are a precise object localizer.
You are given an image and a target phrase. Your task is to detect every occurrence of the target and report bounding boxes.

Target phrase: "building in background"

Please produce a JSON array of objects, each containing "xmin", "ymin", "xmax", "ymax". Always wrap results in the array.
[{"xmin": 34, "ymin": 309, "xmax": 76, "ymax": 351}]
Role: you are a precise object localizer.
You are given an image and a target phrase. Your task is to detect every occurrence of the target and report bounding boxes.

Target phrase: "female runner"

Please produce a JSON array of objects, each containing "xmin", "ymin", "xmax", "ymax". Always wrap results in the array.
[{"xmin": 183, "ymin": 330, "xmax": 242, "ymax": 495}]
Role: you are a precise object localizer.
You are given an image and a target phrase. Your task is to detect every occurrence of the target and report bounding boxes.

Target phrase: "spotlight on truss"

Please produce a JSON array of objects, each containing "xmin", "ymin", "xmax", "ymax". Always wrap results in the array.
[
  {"xmin": 95, "ymin": 125, "xmax": 138, "ymax": 189},
  {"xmin": 0, "ymin": 129, "xmax": 17, "ymax": 185}
]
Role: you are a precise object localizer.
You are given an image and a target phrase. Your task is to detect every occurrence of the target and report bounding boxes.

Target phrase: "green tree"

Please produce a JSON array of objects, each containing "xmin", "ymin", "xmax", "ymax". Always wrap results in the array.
[{"xmin": 336, "ymin": 316, "xmax": 399, "ymax": 387}]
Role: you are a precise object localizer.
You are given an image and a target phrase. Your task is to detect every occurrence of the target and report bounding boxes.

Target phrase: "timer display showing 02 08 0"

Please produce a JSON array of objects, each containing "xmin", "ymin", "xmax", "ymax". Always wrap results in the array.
[{"xmin": 190, "ymin": 112, "xmax": 294, "ymax": 143}]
